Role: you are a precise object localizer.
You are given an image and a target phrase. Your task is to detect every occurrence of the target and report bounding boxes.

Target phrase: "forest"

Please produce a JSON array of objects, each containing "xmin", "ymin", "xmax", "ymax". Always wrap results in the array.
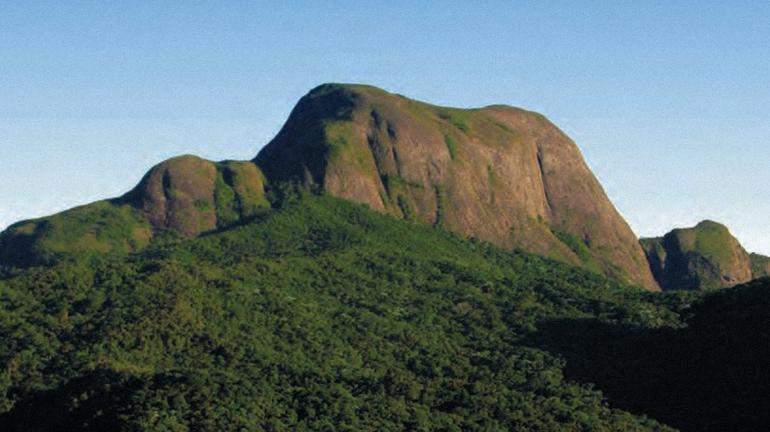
[{"xmin": 0, "ymin": 194, "xmax": 766, "ymax": 431}]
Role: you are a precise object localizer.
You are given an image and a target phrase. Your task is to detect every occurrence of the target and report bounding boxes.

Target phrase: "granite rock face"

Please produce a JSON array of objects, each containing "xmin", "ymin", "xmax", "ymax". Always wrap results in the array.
[{"xmin": 256, "ymin": 84, "xmax": 658, "ymax": 290}]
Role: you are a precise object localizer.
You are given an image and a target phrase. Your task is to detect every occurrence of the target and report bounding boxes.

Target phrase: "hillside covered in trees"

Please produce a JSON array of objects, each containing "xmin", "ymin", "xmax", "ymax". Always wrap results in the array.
[{"xmin": 0, "ymin": 194, "xmax": 767, "ymax": 431}]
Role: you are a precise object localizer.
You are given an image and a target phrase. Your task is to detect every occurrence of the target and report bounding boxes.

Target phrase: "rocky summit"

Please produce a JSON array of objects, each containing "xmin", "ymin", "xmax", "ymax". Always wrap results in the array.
[
  {"xmin": 256, "ymin": 84, "xmax": 657, "ymax": 289},
  {"xmin": 642, "ymin": 220, "xmax": 770, "ymax": 290},
  {"xmin": 0, "ymin": 83, "xmax": 657, "ymax": 289}
]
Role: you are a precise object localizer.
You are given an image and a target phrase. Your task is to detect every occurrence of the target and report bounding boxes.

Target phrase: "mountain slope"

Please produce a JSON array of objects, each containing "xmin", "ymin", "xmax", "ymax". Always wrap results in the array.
[
  {"xmin": 0, "ymin": 195, "xmax": 685, "ymax": 431},
  {"xmin": 2, "ymin": 195, "xmax": 768, "ymax": 431},
  {"xmin": 255, "ymin": 84, "xmax": 658, "ymax": 289},
  {"xmin": 534, "ymin": 276, "xmax": 770, "ymax": 432},
  {"xmin": 641, "ymin": 220, "xmax": 756, "ymax": 290}
]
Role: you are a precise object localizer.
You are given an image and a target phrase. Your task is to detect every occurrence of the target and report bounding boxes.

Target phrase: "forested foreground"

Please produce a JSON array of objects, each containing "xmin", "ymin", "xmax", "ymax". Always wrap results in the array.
[{"xmin": 0, "ymin": 196, "xmax": 767, "ymax": 431}]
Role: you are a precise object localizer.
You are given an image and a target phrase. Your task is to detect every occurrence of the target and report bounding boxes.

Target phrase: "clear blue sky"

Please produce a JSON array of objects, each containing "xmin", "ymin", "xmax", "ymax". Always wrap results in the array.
[{"xmin": 1, "ymin": 1, "xmax": 769, "ymax": 254}]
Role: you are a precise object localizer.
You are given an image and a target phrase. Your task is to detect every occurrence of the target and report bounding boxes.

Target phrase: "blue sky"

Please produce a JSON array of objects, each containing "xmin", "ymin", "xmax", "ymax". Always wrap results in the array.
[{"xmin": 1, "ymin": 1, "xmax": 769, "ymax": 253}]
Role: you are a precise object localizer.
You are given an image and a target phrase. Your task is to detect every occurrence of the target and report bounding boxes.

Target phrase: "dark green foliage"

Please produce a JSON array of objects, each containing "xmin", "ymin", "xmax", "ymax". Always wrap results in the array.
[
  {"xmin": 213, "ymin": 170, "xmax": 240, "ymax": 226},
  {"xmin": 0, "ymin": 196, "xmax": 764, "ymax": 431},
  {"xmin": 396, "ymin": 195, "xmax": 414, "ymax": 221},
  {"xmin": 533, "ymin": 277, "xmax": 770, "ymax": 432},
  {"xmin": 433, "ymin": 185, "xmax": 446, "ymax": 228}
]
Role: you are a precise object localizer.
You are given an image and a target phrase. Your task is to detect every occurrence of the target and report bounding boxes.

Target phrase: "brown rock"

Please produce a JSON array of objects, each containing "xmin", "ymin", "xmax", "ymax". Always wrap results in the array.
[
  {"xmin": 256, "ymin": 84, "xmax": 658, "ymax": 290},
  {"xmin": 126, "ymin": 155, "xmax": 219, "ymax": 236},
  {"xmin": 123, "ymin": 155, "xmax": 269, "ymax": 236}
]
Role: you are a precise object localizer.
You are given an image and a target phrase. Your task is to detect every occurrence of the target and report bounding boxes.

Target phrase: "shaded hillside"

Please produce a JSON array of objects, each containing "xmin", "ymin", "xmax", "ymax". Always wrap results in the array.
[
  {"xmin": 0, "ymin": 195, "xmax": 680, "ymax": 431},
  {"xmin": 0, "ymin": 156, "xmax": 268, "ymax": 267},
  {"xmin": 256, "ymin": 84, "xmax": 658, "ymax": 290},
  {"xmin": 532, "ymin": 277, "xmax": 770, "ymax": 432},
  {"xmin": 641, "ymin": 220, "xmax": 758, "ymax": 290}
]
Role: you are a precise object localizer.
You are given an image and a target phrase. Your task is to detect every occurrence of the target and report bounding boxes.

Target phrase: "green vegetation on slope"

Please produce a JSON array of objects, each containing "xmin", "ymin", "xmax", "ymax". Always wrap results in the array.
[
  {"xmin": 0, "ymin": 158, "xmax": 269, "ymax": 269},
  {"xmin": 213, "ymin": 161, "xmax": 271, "ymax": 228},
  {"xmin": 552, "ymin": 230, "xmax": 602, "ymax": 274},
  {"xmin": 681, "ymin": 220, "xmax": 735, "ymax": 263},
  {"xmin": 0, "ymin": 195, "xmax": 694, "ymax": 431},
  {"xmin": 443, "ymin": 134, "xmax": 458, "ymax": 160},
  {"xmin": 0, "ymin": 201, "xmax": 152, "ymax": 267},
  {"xmin": 533, "ymin": 277, "xmax": 770, "ymax": 432}
]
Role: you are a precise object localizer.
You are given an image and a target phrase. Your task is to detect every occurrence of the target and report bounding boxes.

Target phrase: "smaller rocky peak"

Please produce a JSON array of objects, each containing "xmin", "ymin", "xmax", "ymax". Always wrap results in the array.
[
  {"xmin": 124, "ymin": 155, "xmax": 218, "ymax": 236},
  {"xmin": 642, "ymin": 220, "xmax": 753, "ymax": 290},
  {"xmin": 123, "ymin": 155, "xmax": 269, "ymax": 236}
]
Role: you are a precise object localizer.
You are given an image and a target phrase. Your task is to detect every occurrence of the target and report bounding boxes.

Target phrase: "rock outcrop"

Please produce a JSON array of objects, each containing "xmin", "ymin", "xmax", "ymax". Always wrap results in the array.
[
  {"xmin": 641, "ymin": 220, "xmax": 759, "ymax": 290},
  {"xmin": 255, "ymin": 84, "xmax": 658, "ymax": 289},
  {"xmin": 123, "ymin": 155, "xmax": 269, "ymax": 236}
]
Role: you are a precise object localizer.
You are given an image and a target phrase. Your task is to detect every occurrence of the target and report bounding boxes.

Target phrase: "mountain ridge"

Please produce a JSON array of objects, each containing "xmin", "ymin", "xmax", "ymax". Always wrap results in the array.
[{"xmin": 1, "ymin": 83, "xmax": 657, "ymax": 289}]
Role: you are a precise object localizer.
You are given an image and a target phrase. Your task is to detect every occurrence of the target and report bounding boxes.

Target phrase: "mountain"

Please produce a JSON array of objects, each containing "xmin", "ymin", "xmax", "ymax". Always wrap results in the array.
[
  {"xmin": 0, "ymin": 83, "xmax": 658, "ymax": 290},
  {"xmin": 256, "ymin": 84, "xmax": 657, "ymax": 289},
  {"xmin": 641, "ymin": 220, "xmax": 762, "ymax": 290},
  {"xmin": 1, "ymin": 83, "xmax": 768, "ymax": 430}
]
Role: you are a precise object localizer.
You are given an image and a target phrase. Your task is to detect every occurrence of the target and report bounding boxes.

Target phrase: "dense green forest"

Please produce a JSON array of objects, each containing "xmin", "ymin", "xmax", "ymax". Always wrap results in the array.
[{"xmin": 0, "ymin": 194, "xmax": 767, "ymax": 431}]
